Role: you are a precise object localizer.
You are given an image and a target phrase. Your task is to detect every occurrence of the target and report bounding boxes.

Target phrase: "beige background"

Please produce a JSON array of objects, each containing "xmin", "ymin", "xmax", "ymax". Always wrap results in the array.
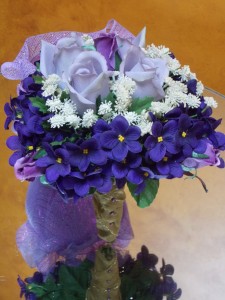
[{"xmin": 0, "ymin": 1, "xmax": 225, "ymax": 299}]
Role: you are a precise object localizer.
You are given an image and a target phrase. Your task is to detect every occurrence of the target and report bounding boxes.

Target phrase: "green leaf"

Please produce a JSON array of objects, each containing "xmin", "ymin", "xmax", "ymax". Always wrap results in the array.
[
  {"xmin": 42, "ymin": 121, "xmax": 51, "ymax": 130},
  {"xmin": 33, "ymin": 75, "xmax": 44, "ymax": 84},
  {"xmin": 96, "ymin": 95, "xmax": 102, "ymax": 112},
  {"xmin": 60, "ymin": 91, "xmax": 70, "ymax": 101},
  {"xmin": 50, "ymin": 136, "xmax": 78, "ymax": 147},
  {"xmin": 82, "ymin": 45, "xmax": 96, "ymax": 51},
  {"xmin": 35, "ymin": 62, "xmax": 41, "ymax": 72},
  {"xmin": 34, "ymin": 148, "xmax": 47, "ymax": 159},
  {"xmin": 127, "ymin": 179, "xmax": 159, "ymax": 208},
  {"xmin": 27, "ymin": 283, "xmax": 47, "ymax": 297},
  {"xmin": 40, "ymin": 175, "xmax": 49, "ymax": 185},
  {"xmin": 182, "ymin": 165, "xmax": 195, "ymax": 172},
  {"xmin": 29, "ymin": 96, "xmax": 48, "ymax": 113},
  {"xmin": 129, "ymin": 97, "xmax": 154, "ymax": 115},
  {"xmin": 115, "ymin": 51, "xmax": 122, "ymax": 71},
  {"xmin": 192, "ymin": 151, "xmax": 209, "ymax": 159},
  {"xmin": 105, "ymin": 91, "xmax": 116, "ymax": 104}
]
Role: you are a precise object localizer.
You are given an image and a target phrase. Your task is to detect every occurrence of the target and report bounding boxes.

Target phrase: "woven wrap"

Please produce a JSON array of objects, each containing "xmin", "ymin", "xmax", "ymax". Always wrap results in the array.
[
  {"xmin": 93, "ymin": 184, "xmax": 126, "ymax": 243},
  {"xmin": 86, "ymin": 246, "xmax": 122, "ymax": 300}
]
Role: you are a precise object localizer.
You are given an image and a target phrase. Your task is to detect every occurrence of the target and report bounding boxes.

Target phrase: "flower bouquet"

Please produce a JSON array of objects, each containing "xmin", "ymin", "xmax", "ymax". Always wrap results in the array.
[{"xmin": 2, "ymin": 19, "xmax": 225, "ymax": 299}]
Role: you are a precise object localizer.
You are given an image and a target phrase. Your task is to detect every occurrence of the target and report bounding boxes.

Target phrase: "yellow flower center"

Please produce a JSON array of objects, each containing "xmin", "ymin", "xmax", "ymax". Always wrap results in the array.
[
  {"xmin": 144, "ymin": 172, "xmax": 149, "ymax": 177},
  {"xmin": 122, "ymin": 159, "xmax": 126, "ymax": 164},
  {"xmin": 163, "ymin": 157, "xmax": 168, "ymax": 162},
  {"xmin": 56, "ymin": 157, "xmax": 62, "ymax": 164},
  {"xmin": 118, "ymin": 134, "xmax": 125, "ymax": 142},
  {"xmin": 83, "ymin": 148, "xmax": 89, "ymax": 154},
  {"xmin": 158, "ymin": 136, "xmax": 163, "ymax": 142},
  {"xmin": 27, "ymin": 145, "xmax": 34, "ymax": 150},
  {"xmin": 182, "ymin": 131, "xmax": 187, "ymax": 138}
]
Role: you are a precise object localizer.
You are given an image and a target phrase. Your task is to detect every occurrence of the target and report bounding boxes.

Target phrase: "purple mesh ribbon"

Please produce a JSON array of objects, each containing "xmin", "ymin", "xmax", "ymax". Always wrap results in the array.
[
  {"xmin": 1, "ymin": 19, "xmax": 134, "ymax": 80},
  {"xmin": 16, "ymin": 179, "xmax": 134, "ymax": 273}
]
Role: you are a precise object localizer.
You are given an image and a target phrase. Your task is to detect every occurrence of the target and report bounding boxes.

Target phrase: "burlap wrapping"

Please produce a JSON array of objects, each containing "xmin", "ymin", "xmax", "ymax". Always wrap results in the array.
[
  {"xmin": 86, "ymin": 185, "xmax": 126, "ymax": 299},
  {"xmin": 93, "ymin": 184, "xmax": 126, "ymax": 243},
  {"xmin": 86, "ymin": 246, "xmax": 122, "ymax": 300}
]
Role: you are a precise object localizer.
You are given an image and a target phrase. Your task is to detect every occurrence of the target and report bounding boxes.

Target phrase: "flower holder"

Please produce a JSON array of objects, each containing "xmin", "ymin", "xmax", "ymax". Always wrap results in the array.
[{"xmin": 87, "ymin": 184, "xmax": 125, "ymax": 299}]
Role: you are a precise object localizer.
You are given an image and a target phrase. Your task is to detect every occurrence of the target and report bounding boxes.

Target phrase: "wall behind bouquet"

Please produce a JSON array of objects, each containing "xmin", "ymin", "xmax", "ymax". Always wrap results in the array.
[{"xmin": 0, "ymin": 1, "xmax": 225, "ymax": 299}]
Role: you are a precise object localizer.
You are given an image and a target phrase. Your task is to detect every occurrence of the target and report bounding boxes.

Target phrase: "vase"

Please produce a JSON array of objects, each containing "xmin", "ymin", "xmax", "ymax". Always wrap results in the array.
[{"xmin": 16, "ymin": 178, "xmax": 133, "ymax": 298}]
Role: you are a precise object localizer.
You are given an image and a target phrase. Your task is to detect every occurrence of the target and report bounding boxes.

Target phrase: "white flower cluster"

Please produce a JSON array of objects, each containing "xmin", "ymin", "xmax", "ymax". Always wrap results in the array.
[
  {"xmin": 145, "ymin": 44, "xmax": 170, "ymax": 59},
  {"xmin": 204, "ymin": 97, "xmax": 218, "ymax": 108},
  {"xmin": 97, "ymin": 75, "xmax": 153, "ymax": 135},
  {"xmin": 82, "ymin": 109, "xmax": 98, "ymax": 128},
  {"xmin": 127, "ymin": 110, "xmax": 153, "ymax": 136},
  {"xmin": 111, "ymin": 75, "xmax": 136, "ymax": 113},
  {"xmin": 149, "ymin": 77, "xmax": 202, "ymax": 116},
  {"xmin": 144, "ymin": 44, "xmax": 218, "ymax": 114},
  {"xmin": 98, "ymin": 101, "xmax": 113, "ymax": 121},
  {"xmin": 47, "ymin": 96, "xmax": 81, "ymax": 129},
  {"xmin": 42, "ymin": 74, "xmax": 61, "ymax": 97}
]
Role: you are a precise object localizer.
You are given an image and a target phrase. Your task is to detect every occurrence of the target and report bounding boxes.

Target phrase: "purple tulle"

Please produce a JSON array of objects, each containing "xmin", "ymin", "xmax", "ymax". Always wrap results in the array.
[
  {"xmin": 1, "ymin": 19, "xmax": 134, "ymax": 81},
  {"xmin": 16, "ymin": 179, "xmax": 134, "ymax": 273}
]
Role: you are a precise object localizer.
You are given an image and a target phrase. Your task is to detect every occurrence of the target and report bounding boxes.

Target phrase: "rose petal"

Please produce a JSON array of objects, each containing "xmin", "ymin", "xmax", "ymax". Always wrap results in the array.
[{"xmin": 40, "ymin": 40, "xmax": 57, "ymax": 77}]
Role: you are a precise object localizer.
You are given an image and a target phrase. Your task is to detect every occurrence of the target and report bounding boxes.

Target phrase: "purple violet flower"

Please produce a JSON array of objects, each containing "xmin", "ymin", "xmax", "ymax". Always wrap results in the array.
[
  {"xmin": 97, "ymin": 162, "xmax": 113, "ymax": 193},
  {"xmin": 156, "ymin": 155, "xmax": 184, "ymax": 178},
  {"xmin": 187, "ymin": 79, "xmax": 198, "ymax": 95},
  {"xmin": 65, "ymin": 138, "xmax": 107, "ymax": 172},
  {"xmin": 112, "ymin": 152, "xmax": 142, "ymax": 179},
  {"xmin": 4, "ymin": 98, "xmax": 17, "ymax": 129},
  {"xmin": 127, "ymin": 166, "xmax": 155, "ymax": 185},
  {"xmin": 61, "ymin": 169, "xmax": 104, "ymax": 200},
  {"xmin": 144, "ymin": 120, "xmax": 179, "ymax": 162},
  {"xmin": 17, "ymin": 276, "xmax": 37, "ymax": 300},
  {"xmin": 176, "ymin": 114, "xmax": 205, "ymax": 156},
  {"xmin": 35, "ymin": 144, "xmax": 71, "ymax": 183},
  {"xmin": 100, "ymin": 115, "xmax": 142, "ymax": 161},
  {"xmin": 6, "ymin": 133, "xmax": 41, "ymax": 166}
]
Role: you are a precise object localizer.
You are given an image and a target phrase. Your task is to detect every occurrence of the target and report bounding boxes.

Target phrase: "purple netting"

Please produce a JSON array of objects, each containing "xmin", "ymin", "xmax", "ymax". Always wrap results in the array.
[
  {"xmin": 16, "ymin": 179, "xmax": 134, "ymax": 273},
  {"xmin": 1, "ymin": 19, "xmax": 134, "ymax": 80}
]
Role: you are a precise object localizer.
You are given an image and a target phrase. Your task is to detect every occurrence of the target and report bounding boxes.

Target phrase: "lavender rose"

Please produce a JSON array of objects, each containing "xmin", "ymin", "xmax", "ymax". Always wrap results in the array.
[
  {"xmin": 14, "ymin": 154, "xmax": 44, "ymax": 181},
  {"xmin": 40, "ymin": 35, "xmax": 83, "ymax": 78},
  {"xmin": 182, "ymin": 143, "xmax": 222, "ymax": 169},
  {"xmin": 120, "ymin": 46, "xmax": 168, "ymax": 100},
  {"xmin": 94, "ymin": 26, "xmax": 146, "ymax": 70},
  {"xmin": 64, "ymin": 51, "xmax": 110, "ymax": 114},
  {"xmin": 40, "ymin": 35, "xmax": 110, "ymax": 114}
]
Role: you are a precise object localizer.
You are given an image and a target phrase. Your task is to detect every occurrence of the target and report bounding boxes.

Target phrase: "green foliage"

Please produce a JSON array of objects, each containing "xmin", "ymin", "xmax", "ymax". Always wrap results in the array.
[
  {"xmin": 115, "ymin": 51, "xmax": 122, "ymax": 71},
  {"xmin": 34, "ymin": 149, "xmax": 47, "ymax": 159},
  {"xmin": 129, "ymin": 97, "xmax": 154, "ymax": 115},
  {"xmin": 127, "ymin": 179, "xmax": 159, "ymax": 208},
  {"xmin": 192, "ymin": 151, "xmax": 209, "ymax": 159},
  {"xmin": 29, "ymin": 97, "xmax": 48, "ymax": 114},
  {"xmin": 96, "ymin": 95, "xmax": 102, "ymax": 113},
  {"xmin": 35, "ymin": 62, "xmax": 41, "ymax": 72},
  {"xmin": 105, "ymin": 91, "xmax": 117, "ymax": 105},
  {"xmin": 120, "ymin": 261, "xmax": 160, "ymax": 300},
  {"xmin": 27, "ymin": 260, "xmax": 93, "ymax": 300},
  {"xmin": 60, "ymin": 90, "xmax": 70, "ymax": 101},
  {"xmin": 33, "ymin": 75, "xmax": 44, "ymax": 84},
  {"xmin": 40, "ymin": 175, "xmax": 49, "ymax": 185}
]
